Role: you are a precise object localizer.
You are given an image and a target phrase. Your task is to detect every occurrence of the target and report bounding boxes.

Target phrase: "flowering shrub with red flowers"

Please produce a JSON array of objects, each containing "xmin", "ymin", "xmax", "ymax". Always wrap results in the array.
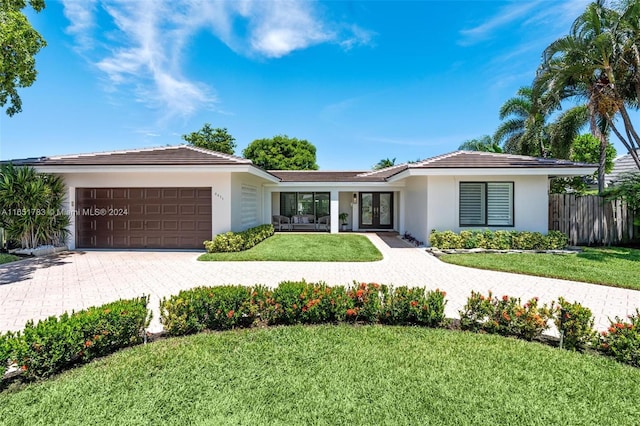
[
  {"xmin": 379, "ymin": 286, "xmax": 447, "ymax": 327},
  {"xmin": 597, "ymin": 310, "xmax": 640, "ymax": 367},
  {"xmin": 554, "ymin": 297, "xmax": 596, "ymax": 351},
  {"xmin": 345, "ymin": 282, "xmax": 384, "ymax": 323},
  {"xmin": 459, "ymin": 291, "xmax": 552, "ymax": 340},
  {"xmin": 160, "ymin": 285, "xmax": 270, "ymax": 335},
  {"xmin": 11, "ymin": 297, "xmax": 150, "ymax": 380},
  {"xmin": 268, "ymin": 281, "xmax": 350, "ymax": 325}
]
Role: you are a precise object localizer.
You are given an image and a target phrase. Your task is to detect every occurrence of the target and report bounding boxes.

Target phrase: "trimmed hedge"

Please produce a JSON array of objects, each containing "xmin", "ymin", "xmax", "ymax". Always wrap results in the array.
[
  {"xmin": 0, "ymin": 333, "xmax": 13, "ymax": 379},
  {"xmin": 204, "ymin": 224, "xmax": 274, "ymax": 253},
  {"xmin": 160, "ymin": 285, "xmax": 270, "ymax": 336},
  {"xmin": 159, "ymin": 281, "xmax": 448, "ymax": 336},
  {"xmin": 429, "ymin": 229, "xmax": 569, "ymax": 250},
  {"xmin": 555, "ymin": 297, "xmax": 597, "ymax": 351},
  {"xmin": 598, "ymin": 309, "xmax": 640, "ymax": 367},
  {"xmin": 7, "ymin": 297, "xmax": 150, "ymax": 380},
  {"xmin": 459, "ymin": 291, "xmax": 553, "ymax": 341}
]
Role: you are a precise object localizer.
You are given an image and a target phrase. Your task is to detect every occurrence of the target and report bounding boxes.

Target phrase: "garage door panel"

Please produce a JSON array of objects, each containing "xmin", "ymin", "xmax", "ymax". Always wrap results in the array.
[
  {"xmin": 180, "ymin": 205, "xmax": 196, "ymax": 215},
  {"xmin": 76, "ymin": 187, "xmax": 211, "ymax": 249},
  {"xmin": 163, "ymin": 220, "xmax": 178, "ymax": 231}
]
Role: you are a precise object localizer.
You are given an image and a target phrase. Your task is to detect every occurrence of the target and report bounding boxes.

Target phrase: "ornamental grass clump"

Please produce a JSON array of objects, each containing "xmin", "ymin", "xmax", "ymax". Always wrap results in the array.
[
  {"xmin": 459, "ymin": 291, "xmax": 552, "ymax": 341},
  {"xmin": 597, "ymin": 310, "xmax": 640, "ymax": 367}
]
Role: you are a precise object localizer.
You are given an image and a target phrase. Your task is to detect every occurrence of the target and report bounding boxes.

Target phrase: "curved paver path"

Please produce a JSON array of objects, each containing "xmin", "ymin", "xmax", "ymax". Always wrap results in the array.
[{"xmin": 1, "ymin": 234, "xmax": 639, "ymax": 333}]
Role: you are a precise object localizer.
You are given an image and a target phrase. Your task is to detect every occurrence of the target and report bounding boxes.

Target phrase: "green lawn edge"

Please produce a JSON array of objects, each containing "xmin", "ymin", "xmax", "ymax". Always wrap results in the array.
[
  {"xmin": 2, "ymin": 325, "xmax": 638, "ymax": 426},
  {"xmin": 439, "ymin": 246, "xmax": 640, "ymax": 291},
  {"xmin": 0, "ymin": 253, "xmax": 20, "ymax": 265},
  {"xmin": 198, "ymin": 234, "xmax": 383, "ymax": 262}
]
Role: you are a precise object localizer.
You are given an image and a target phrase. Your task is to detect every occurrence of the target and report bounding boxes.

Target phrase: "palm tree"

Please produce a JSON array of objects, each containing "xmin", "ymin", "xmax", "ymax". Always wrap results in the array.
[
  {"xmin": 494, "ymin": 86, "xmax": 546, "ymax": 157},
  {"xmin": 458, "ymin": 135, "xmax": 503, "ymax": 153},
  {"xmin": 373, "ymin": 158, "xmax": 396, "ymax": 170},
  {"xmin": 536, "ymin": 1, "xmax": 640, "ymax": 192},
  {"xmin": 495, "ymin": 86, "xmax": 586, "ymax": 159}
]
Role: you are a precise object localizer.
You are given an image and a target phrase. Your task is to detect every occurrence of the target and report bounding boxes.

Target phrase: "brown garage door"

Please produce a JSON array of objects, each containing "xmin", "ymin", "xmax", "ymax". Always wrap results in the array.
[{"xmin": 76, "ymin": 187, "xmax": 212, "ymax": 249}]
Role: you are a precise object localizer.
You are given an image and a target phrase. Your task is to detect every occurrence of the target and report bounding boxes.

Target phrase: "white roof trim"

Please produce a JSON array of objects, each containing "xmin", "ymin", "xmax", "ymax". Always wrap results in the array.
[
  {"xmin": 386, "ymin": 166, "xmax": 597, "ymax": 181},
  {"xmin": 33, "ymin": 164, "xmax": 280, "ymax": 182}
]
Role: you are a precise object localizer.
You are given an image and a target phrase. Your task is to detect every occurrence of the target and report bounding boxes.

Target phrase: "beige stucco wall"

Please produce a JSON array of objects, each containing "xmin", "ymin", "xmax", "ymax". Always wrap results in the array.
[
  {"xmin": 426, "ymin": 175, "xmax": 549, "ymax": 241},
  {"xmin": 402, "ymin": 176, "xmax": 429, "ymax": 244}
]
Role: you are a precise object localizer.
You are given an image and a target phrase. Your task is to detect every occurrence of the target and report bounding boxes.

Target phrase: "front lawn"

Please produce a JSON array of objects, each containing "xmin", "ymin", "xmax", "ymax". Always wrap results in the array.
[
  {"xmin": 1, "ymin": 325, "xmax": 639, "ymax": 425},
  {"xmin": 439, "ymin": 246, "xmax": 640, "ymax": 290},
  {"xmin": 0, "ymin": 253, "xmax": 20, "ymax": 265},
  {"xmin": 198, "ymin": 234, "xmax": 383, "ymax": 262}
]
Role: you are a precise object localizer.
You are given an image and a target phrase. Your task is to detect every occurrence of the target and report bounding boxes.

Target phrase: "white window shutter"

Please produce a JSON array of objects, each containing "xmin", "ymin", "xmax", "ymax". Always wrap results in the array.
[
  {"xmin": 487, "ymin": 183, "xmax": 513, "ymax": 226},
  {"xmin": 460, "ymin": 183, "xmax": 486, "ymax": 225}
]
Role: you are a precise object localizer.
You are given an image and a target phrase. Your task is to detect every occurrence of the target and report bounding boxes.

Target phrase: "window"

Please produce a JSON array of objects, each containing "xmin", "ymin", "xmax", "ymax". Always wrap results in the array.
[
  {"xmin": 280, "ymin": 192, "xmax": 330, "ymax": 218},
  {"xmin": 459, "ymin": 182, "xmax": 513, "ymax": 226}
]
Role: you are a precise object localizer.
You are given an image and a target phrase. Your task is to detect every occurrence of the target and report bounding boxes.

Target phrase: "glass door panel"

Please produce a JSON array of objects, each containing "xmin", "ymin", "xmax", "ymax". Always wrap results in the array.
[
  {"xmin": 359, "ymin": 192, "xmax": 393, "ymax": 229},
  {"xmin": 379, "ymin": 193, "xmax": 392, "ymax": 226},
  {"xmin": 361, "ymin": 193, "xmax": 373, "ymax": 226}
]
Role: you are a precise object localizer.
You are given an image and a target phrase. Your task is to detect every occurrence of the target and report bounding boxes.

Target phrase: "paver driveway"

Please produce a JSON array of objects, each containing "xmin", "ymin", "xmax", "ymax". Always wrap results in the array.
[{"xmin": 1, "ymin": 233, "xmax": 639, "ymax": 333}]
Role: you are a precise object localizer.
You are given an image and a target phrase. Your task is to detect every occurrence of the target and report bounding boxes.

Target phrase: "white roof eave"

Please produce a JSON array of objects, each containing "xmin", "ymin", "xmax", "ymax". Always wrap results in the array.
[{"xmin": 386, "ymin": 167, "xmax": 597, "ymax": 181}]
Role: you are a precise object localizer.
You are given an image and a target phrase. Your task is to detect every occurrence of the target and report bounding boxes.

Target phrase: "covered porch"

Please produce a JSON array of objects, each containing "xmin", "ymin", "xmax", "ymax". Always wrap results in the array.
[{"xmin": 264, "ymin": 187, "xmax": 403, "ymax": 234}]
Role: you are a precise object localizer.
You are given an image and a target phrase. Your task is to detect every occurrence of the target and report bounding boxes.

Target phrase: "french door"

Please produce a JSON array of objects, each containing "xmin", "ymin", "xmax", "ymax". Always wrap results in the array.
[{"xmin": 359, "ymin": 192, "xmax": 393, "ymax": 229}]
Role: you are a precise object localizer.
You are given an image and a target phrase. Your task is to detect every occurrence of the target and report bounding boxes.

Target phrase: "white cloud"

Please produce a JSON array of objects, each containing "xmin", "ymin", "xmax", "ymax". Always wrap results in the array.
[
  {"xmin": 62, "ymin": 0, "xmax": 372, "ymax": 118},
  {"xmin": 61, "ymin": 0, "xmax": 98, "ymax": 50},
  {"xmin": 459, "ymin": 1, "xmax": 541, "ymax": 45}
]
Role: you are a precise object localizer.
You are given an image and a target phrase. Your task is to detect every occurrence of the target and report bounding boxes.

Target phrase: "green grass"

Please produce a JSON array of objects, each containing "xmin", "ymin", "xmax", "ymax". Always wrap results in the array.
[
  {"xmin": 0, "ymin": 253, "xmax": 20, "ymax": 265},
  {"xmin": 198, "ymin": 234, "xmax": 383, "ymax": 262},
  {"xmin": 440, "ymin": 246, "xmax": 640, "ymax": 290},
  {"xmin": 1, "ymin": 325, "xmax": 639, "ymax": 425}
]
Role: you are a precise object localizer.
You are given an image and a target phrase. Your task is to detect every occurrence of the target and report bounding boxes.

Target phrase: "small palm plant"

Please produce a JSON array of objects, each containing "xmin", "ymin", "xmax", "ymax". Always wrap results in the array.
[{"xmin": 0, "ymin": 164, "xmax": 69, "ymax": 249}]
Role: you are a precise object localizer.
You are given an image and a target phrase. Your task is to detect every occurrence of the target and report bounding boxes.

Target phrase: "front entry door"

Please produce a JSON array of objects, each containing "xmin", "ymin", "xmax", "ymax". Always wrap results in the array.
[{"xmin": 360, "ymin": 192, "xmax": 393, "ymax": 229}]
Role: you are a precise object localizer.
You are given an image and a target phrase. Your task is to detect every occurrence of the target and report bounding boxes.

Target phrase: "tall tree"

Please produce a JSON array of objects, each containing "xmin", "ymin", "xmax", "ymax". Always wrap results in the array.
[
  {"xmin": 494, "ymin": 86, "xmax": 548, "ymax": 157},
  {"xmin": 458, "ymin": 135, "xmax": 502, "ymax": 153},
  {"xmin": 550, "ymin": 133, "xmax": 617, "ymax": 193},
  {"xmin": 535, "ymin": 0, "xmax": 640, "ymax": 191},
  {"xmin": 243, "ymin": 135, "xmax": 318, "ymax": 170},
  {"xmin": 181, "ymin": 123, "xmax": 236, "ymax": 154},
  {"xmin": 0, "ymin": 0, "xmax": 46, "ymax": 116},
  {"xmin": 373, "ymin": 157, "xmax": 396, "ymax": 170},
  {"xmin": 494, "ymin": 86, "xmax": 586, "ymax": 158}
]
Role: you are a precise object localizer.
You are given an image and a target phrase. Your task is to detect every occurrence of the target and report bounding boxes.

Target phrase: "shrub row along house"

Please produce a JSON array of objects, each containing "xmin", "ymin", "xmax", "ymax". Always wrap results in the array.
[{"xmin": 8, "ymin": 146, "xmax": 596, "ymax": 249}]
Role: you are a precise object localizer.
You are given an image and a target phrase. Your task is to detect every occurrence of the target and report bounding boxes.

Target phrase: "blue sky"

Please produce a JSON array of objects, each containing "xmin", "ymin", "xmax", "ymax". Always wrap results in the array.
[{"xmin": 1, "ymin": 0, "xmax": 622, "ymax": 170}]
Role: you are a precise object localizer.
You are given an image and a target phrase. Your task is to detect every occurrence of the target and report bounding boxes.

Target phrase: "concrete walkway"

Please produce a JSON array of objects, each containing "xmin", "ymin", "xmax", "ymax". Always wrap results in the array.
[{"xmin": 1, "ymin": 233, "xmax": 639, "ymax": 334}]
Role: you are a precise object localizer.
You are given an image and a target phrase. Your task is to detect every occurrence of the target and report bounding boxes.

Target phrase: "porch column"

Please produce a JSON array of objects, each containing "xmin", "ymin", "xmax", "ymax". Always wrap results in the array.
[
  {"xmin": 264, "ymin": 188, "xmax": 273, "ymax": 225},
  {"xmin": 68, "ymin": 186, "xmax": 76, "ymax": 249},
  {"xmin": 330, "ymin": 190, "xmax": 339, "ymax": 233}
]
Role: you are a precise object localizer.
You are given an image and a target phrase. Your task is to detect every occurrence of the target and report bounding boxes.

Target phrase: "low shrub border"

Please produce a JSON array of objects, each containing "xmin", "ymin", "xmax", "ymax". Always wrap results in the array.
[
  {"xmin": 3, "ymin": 297, "xmax": 150, "ymax": 381},
  {"xmin": 160, "ymin": 281, "xmax": 448, "ymax": 335},
  {"xmin": 459, "ymin": 291, "xmax": 553, "ymax": 341},
  {"xmin": 429, "ymin": 229, "xmax": 569, "ymax": 250},
  {"xmin": 204, "ymin": 224, "xmax": 274, "ymax": 253},
  {"xmin": 4, "ymin": 283, "xmax": 640, "ymax": 385}
]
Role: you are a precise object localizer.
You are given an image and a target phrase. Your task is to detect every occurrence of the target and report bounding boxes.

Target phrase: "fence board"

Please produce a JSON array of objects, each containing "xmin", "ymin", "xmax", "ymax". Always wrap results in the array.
[{"xmin": 549, "ymin": 194, "xmax": 637, "ymax": 245}]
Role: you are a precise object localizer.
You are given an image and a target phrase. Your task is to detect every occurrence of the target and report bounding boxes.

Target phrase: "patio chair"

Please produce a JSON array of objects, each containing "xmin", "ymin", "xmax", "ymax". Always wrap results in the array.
[
  {"xmin": 272, "ymin": 215, "xmax": 291, "ymax": 231},
  {"xmin": 317, "ymin": 215, "xmax": 330, "ymax": 232}
]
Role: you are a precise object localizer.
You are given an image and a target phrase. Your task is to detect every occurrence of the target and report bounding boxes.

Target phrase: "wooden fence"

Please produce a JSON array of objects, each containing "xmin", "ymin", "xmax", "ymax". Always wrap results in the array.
[{"xmin": 549, "ymin": 194, "xmax": 638, "ymax": 246}]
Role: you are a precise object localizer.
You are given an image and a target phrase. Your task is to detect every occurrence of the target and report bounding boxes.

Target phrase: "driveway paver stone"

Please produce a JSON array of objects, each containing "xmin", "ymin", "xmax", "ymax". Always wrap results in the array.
[{"xmin": 1, "ymin": 234, "xmax": 639, "ymax": 334}]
